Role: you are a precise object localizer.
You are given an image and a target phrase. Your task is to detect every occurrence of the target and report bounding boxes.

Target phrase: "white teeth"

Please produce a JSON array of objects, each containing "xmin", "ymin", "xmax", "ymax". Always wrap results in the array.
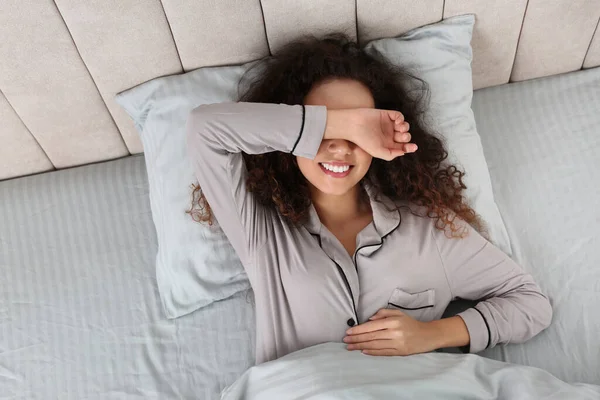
[{"xmin": 321, "ymin": 163, "xmax": 350, "ymax": 173}]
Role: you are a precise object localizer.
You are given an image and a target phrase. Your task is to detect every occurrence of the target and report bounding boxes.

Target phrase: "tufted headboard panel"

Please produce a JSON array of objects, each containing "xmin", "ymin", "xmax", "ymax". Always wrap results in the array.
[{"xmin": 1, "ymin": 0, "xmax": 599, "ymax": 180}]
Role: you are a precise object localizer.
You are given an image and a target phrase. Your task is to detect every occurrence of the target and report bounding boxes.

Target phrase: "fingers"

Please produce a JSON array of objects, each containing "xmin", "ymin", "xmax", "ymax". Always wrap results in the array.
[
  {"xmin": 394, "ymin": 131, "xmax": 411, "ymax": 143},
  {"xmin": 346, "ymin": 340, "xmax": 395, "ymax": 351},
  {"xmin": 386, "ymin": 110, "xmax": 405, "ymax": 124},
  {"xmin": 383, "ymin": 146, "xmax": 417, "ymax": 161},
  {"xmin": 392, "ymin": 125, "xmax": 417, "ymax": 156},
  {"xmin": 395, "ymin": 120, "xmax": 410, "ymax": 133},
  {"xmin": 346, "ymin": 319, "xmax": 392, "ymax": 335},
  {"xmin": 343, "ymin": 330, "xmax": 392, "ymax": 343},
  {"xmin": 375, "ymin": 147, "xmax": 404, "ymax": 161},
  {"xmin": 369, "ymin": 308, "xmax": 404, "ymax": 320},
  {"xmin": 404, "ymin": 143, "xmax": 418, "ymax": 153},
  {"xmin": 375, "ymin": 110, "xmax": 417, "ymax": 161},
  {"xmin": 386, "ymin": 149, "xmax": 406, "ymax": 160},
  {"xmin": 361, "ymin": 349, "xmax": 397, "ymax": 356}
]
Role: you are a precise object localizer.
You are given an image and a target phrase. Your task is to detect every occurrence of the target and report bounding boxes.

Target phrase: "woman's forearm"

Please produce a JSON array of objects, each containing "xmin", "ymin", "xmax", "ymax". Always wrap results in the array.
[
  {"xmin": 189, "ymin": 102, "xmax": 327, "ymax": 157},
  {"xmin": 324, "ymin": 109, "xmax": 354, "ymax": 141},
  {"xmin": 427, "ymin": 316, "xmax": 471, "ymax": 350}
]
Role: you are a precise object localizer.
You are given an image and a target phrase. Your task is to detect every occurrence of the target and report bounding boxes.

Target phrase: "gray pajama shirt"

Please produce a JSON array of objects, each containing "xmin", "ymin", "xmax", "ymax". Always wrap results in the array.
[{"xmin": 185, "ymin": 102, "xmax": 553, "ymax": 364}]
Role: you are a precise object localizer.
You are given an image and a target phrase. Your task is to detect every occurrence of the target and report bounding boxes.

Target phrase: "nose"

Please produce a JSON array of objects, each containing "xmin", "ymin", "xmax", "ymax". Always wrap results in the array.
[{"xmin": 326, "ymin": 139, "xmax": 353, "ymax": 155}]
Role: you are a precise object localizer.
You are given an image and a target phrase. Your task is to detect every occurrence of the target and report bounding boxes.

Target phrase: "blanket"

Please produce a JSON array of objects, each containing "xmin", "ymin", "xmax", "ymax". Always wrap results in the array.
[{"xmin": 222, "ymin": 343, "xmax": 600, "ymax": 399}]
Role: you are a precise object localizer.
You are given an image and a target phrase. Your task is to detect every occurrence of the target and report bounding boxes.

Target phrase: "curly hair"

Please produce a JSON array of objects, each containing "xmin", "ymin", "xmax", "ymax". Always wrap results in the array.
[{"xmin": 187, "ymin": 34, "xmax": 484, "ymax": 237}]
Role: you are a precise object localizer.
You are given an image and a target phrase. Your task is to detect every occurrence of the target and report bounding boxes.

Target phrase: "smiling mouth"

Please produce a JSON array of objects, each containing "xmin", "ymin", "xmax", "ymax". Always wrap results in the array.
[{"xmin": 319, "ymin": 162, "xmax": 354, "ymax": 177}]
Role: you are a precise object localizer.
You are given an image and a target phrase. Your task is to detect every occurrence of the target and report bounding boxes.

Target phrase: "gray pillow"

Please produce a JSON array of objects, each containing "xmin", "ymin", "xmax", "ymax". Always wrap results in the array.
[{"xmin": 116, "ymin": 14, "xmax": 510, "ymax": 319}]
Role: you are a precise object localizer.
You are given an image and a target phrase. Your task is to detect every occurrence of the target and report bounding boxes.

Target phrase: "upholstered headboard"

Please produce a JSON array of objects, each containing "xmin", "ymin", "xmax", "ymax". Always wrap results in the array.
[{"xmin": 1, "ymin": 0, "xmax": 599, "ymax": 181}]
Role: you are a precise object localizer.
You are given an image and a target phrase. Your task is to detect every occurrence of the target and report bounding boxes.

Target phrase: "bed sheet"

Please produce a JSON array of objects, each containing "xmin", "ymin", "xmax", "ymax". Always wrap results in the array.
[
  {"xmin": 472, "ymin": 67, "xmax": 600, "ymax": 384},
  {"xmin": 0, "ymin": 155, "xmax": 255, "ymax": 400}
]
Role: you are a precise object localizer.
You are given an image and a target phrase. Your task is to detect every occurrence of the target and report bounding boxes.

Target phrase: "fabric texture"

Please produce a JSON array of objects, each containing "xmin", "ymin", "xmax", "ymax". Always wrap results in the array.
[
  {"xmin": 159, "ymin": 0, "xmax": 269, "ymax": 70},
  {"xmin": 0, "ymin": 0, "xmax": 128, "ymax": 169},
  {"xmin": 116, "ymin": 14, "xmax": 511, "ymax": 318},
  {"xmin": 261, "ymin": 0, "xmax": 357, "ymax": 53},
  {"xmin": 583, "ymin": 26, "xmax": 600, "ymax": 68},
  {"xmin": 510, "ymin": 0, "xmax": 600, "ymax": 81},
  {"xmin": 186, "ymin": 102, "xmax": 550, "ymax": 364},
  {"xmin": 53, "ymin": 0, "xmax": 184, "ymax": 153},
  {"xmin": 222, "ymin": 342, "xmax": 600, "ymax": 399},
  {"xmin": 443, "ymin": 0, "xmax": 530, "ymax": 89},
  {"xmin": 356, "ymin": 0, "xmax": 443, "ymax": 44},
  {"xmin": 116, "ymin": 65, "xmax": 252, "ymax": 318},
  {"xmin": 0, "ymin": 154, "xmax": 255, "ymax": 400},
  {"xmin": 0, "ymin": 91, "xmax": 53, "ymax": 180},
  {"xmin": 474, "ymin": 66, "xmax": 600, "ymax": 385}
]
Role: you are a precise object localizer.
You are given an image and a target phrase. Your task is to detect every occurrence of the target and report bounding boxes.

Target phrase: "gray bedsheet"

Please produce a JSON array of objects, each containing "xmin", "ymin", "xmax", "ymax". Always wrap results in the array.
[
  {"xmin": 473, "ymin": 67, "xmax": 600, "ymax": 384},
  {"xmin": 0, "ymin": 155, "xmax": 255, "ymax": 400}
]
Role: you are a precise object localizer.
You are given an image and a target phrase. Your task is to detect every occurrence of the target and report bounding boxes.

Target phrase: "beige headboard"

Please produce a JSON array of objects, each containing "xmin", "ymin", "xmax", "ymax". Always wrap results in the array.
[{"xmin": 1, "ymin": 0, "xmax": 599, "ymax": 181}]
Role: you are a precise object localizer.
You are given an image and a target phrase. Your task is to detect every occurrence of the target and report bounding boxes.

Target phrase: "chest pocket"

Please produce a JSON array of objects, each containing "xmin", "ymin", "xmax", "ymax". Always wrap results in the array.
[{"xmin": 387, "ymin": 288, "xmax": 436, "ymax": 321}]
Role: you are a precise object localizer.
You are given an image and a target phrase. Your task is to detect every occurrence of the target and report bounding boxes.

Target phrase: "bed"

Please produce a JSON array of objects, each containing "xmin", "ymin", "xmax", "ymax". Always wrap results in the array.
[
  {"xmin": 0, "ymin": 155, "xmax": 255, "ymax": 399},
  {"xmin": 1, "ymin": 1, "xmax": 600, "ymax": 399}
]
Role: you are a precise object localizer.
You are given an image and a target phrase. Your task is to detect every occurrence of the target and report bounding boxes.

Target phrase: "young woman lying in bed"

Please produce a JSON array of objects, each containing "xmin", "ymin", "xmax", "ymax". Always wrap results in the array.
[{"xmin": 185, "ymin": 35, "xmax": 552, "ymax": 364}]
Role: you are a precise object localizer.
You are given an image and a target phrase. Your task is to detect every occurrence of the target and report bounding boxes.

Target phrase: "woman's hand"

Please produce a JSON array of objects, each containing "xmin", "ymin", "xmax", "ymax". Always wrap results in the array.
[
  {"xmin": 324, "ymin": 108, "xmax": 418, "ymax": 161},
  {"xmin": 343, "ymin": 309, "xmax": 469, "ymax": 356}
]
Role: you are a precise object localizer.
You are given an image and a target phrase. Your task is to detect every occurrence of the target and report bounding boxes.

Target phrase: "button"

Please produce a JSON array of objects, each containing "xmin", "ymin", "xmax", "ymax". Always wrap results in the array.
[{"xmin": 347, "ymin": 318, "xmax": 355, "ymax": 327}]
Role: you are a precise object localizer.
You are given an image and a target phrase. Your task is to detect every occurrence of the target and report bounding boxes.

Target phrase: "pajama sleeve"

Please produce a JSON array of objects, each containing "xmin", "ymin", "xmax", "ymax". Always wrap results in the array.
[{"xmin": 432, "ymin": 220, "xmax": 553, "ymax": 353}]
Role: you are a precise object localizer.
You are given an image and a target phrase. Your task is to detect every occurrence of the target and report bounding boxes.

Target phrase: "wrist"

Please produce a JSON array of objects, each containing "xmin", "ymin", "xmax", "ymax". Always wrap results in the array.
[
  {"xmin": 426, "ymin": 316, "xmax": 470, "ymax": 350},
  {"xmin": 324, "ymin": 109, "xmax": 357, "ymax": 142}
]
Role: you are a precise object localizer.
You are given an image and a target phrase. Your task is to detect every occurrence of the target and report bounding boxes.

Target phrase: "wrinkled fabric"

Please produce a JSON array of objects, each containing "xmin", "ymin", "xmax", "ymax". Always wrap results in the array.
[{"xmin": 222, "ymin": 342, "xmax": 600, "ymax": 400}]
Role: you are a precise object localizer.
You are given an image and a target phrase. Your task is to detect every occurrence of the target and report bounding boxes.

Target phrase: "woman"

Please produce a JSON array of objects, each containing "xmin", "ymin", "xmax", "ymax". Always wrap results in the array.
[{"xmin": 186, "ymin": 35, "xmax": 552, "ymax": 364}]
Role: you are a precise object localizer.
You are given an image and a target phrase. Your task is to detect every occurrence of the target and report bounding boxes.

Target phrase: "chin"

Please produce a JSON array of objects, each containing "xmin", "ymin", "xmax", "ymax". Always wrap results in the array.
[{"xmin": 313, "ymin": 181, "xmax": 358, "ymax": 196}]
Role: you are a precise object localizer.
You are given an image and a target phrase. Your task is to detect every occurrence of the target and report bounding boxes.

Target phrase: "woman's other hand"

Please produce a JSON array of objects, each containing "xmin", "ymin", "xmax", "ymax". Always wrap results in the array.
[
  {"xmin": 324, "ymin": 108, "xmax": 418, "ymax": 161},
  {"xmin": 343, "ymin": 309, "xmax": 470, "ymax": 356}
]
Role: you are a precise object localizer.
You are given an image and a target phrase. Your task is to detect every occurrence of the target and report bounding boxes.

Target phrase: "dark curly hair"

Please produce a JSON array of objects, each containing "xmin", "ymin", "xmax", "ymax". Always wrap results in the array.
[{"xmin": 187, "ymin": 34, "xmax": 484, "ymax": 237}]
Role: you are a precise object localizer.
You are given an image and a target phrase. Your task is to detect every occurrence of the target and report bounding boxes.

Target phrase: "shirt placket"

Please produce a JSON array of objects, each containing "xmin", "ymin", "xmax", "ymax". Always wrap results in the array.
[{"xmin": 319, "ymin": 232, "xmax": 361, "ymax": 326}]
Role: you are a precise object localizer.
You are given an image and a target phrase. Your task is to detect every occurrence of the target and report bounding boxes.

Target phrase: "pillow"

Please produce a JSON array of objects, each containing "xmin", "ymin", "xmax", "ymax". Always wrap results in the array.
[
  {"xmin": 116, "ymin": 65, "xmax": 251, "ymax": 319},
  {"xmin": 365, "ymin": 15, "xmax": 510, "ymax": 254},
  {"xmin": 116, "ymin": 14, "xmax": 511, "ymax": 319}
]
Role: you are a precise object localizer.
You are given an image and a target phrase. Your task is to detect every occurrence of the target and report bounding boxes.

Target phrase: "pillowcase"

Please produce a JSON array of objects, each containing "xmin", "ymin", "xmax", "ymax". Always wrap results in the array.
[
  {"xmin": 116, "ymin": 65, "xmax": 251, "ymax": 319},
  {"xmin": 116, "ymin": 14, "xmax": 511, "ymax": 319},
  {"xmin": 364, "ymin": 15, "xmax": 510, "ymax": 255}
]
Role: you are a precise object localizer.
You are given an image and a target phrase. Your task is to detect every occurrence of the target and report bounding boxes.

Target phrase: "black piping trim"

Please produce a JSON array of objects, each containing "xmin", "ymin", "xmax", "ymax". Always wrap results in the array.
[
  {"xmin": 311, "ymin": 233, "xmax": 359, "ymax": 324},
  {"xmin": 335, "ymin": 262, "xmax": 359, "ymax": 324},
  {"xmin": 388, "ymin": 302, "xmax": 433, "ymax": 311},
  {"xmin": 291, "ymin": 105, "xmax": 305, "ymax": 154},
  {"xmin": 352, "ymin": 209, "xmax": 401, "ymax": 267},
  {"xmin": 310, "ymin": 232, "xmax": 322, "ymax": 247},
  {"xmin": 473, "ymin": 307, "xmax": 491, "ymax": 350}
]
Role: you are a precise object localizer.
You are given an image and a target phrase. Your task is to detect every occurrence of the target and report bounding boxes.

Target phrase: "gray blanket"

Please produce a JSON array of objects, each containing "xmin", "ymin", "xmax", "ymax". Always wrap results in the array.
[{"xmin": 222, "ymin": 343, "xmax": 600, "ymax": 399}]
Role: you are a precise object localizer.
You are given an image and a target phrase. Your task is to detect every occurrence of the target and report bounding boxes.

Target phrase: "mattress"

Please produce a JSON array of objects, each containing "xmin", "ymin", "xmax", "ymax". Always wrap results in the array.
[
  {"xmin": 0, "ymin": 155, "xmax": 255, "ymax": 400},
  {"xmin": 473, "ymin": 67, "xmax": 600, "ymax": 384}
]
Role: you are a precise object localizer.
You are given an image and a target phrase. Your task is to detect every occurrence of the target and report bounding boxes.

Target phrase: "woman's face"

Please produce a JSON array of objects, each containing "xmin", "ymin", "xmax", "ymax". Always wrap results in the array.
[{"xmin": 298, "ymin": 78, "xmax": 374, "ymax": 196}]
